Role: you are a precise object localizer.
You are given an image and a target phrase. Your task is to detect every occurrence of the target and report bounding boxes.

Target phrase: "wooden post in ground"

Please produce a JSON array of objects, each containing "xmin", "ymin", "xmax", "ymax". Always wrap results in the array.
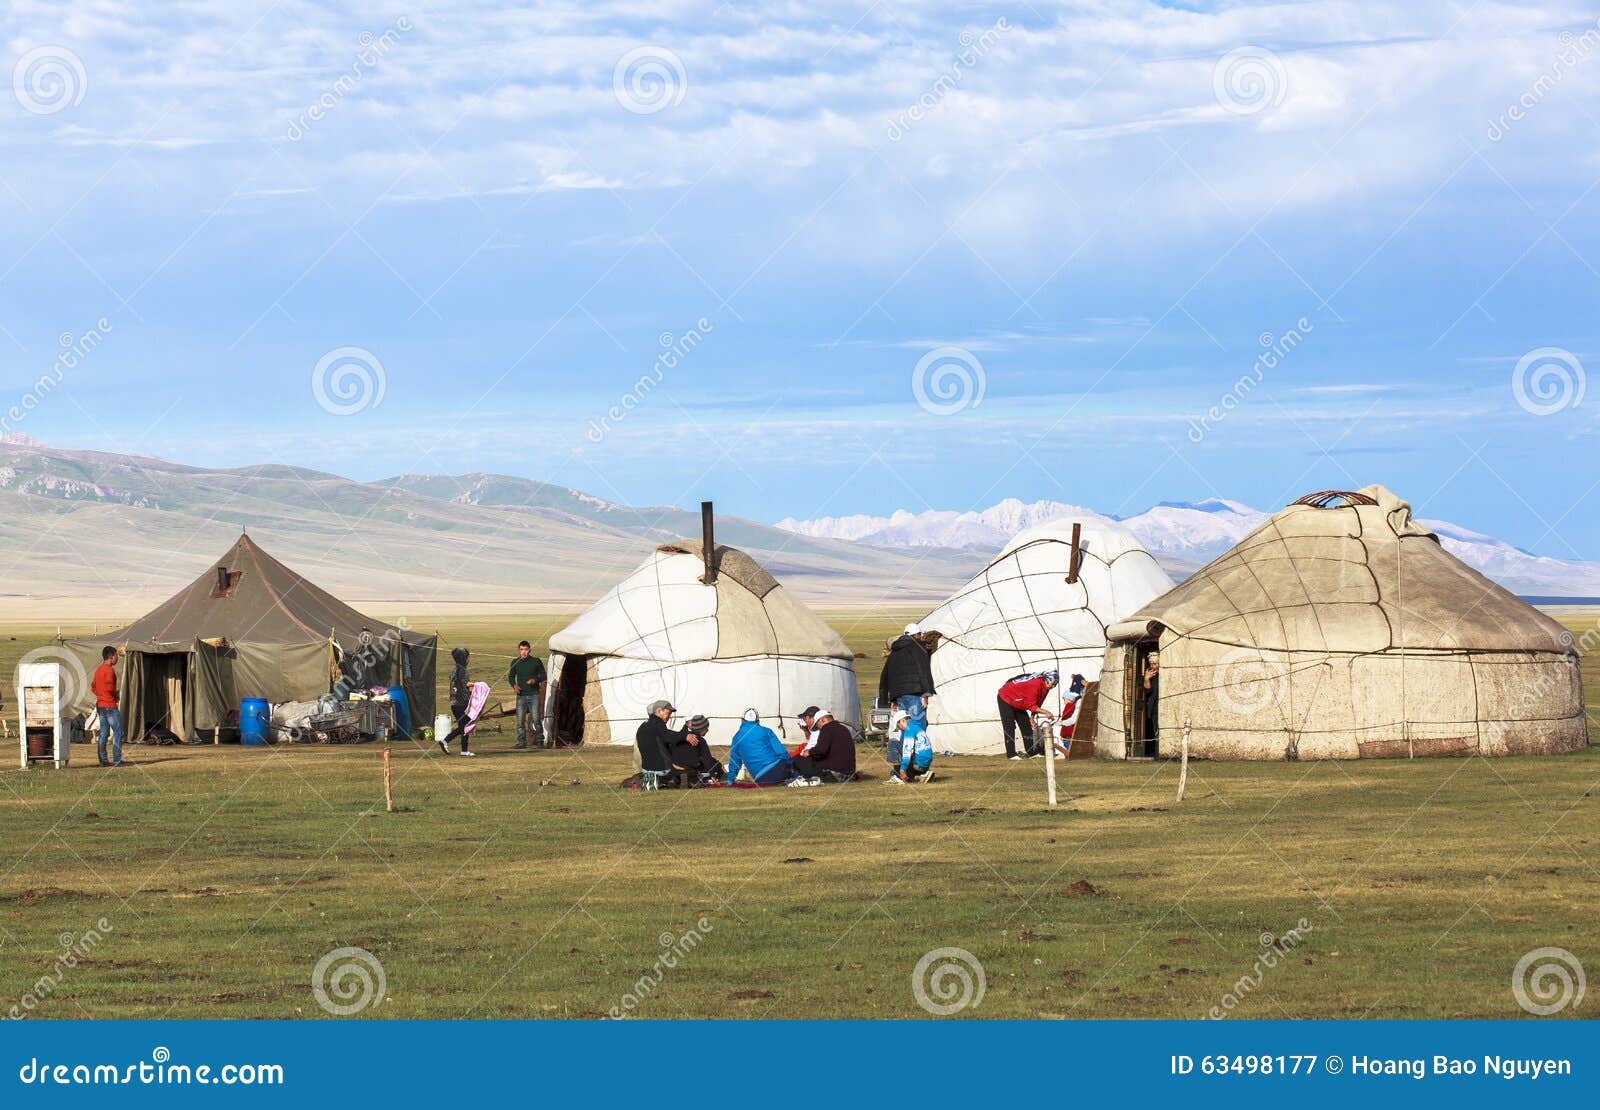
[
  {"xmin": 383, "ymin": 747, "xmax": 394, "ymax": 813},
  {"xmin": 1176, "ymin": 723, "xmax": 1190, "ymax": 803},
  {"xmin": 1044, "ymin": 720, "xmax": 1058, "ymax": 808}
]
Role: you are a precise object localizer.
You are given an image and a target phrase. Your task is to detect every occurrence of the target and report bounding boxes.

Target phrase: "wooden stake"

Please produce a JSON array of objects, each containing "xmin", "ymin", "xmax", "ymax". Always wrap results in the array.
[
  {"xmin": 1176, "ymin": 723, "xmax": 1190, "ymax": 803},
  {"xmin": 1044, "ymin": 719, "xmax": 1058, "ymax": 809},
  {"xmin": 383, "ymin": 747, "xmax": 394, "ymax": 813}
]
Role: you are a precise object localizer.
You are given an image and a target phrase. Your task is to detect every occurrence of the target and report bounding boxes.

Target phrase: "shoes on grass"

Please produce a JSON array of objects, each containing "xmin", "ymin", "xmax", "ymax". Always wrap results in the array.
[{"xmin": 459, "ymin": 749, "xmax": 476, "ymax": 757}]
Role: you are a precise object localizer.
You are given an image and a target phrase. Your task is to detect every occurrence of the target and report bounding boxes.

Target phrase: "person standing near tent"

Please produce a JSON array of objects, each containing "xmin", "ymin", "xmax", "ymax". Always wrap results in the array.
[
  {"xmin": 507, "ymin": 640, "xmax": 547, "ymax": 749},
  {"xmin": 439, "ymin": 647, "xmax": 477, "ymax": 756},
  {"xmin": 92, "ymin": 646, "xmax": 125, "ymax": 767},
  {"xmin": 878, "ymin": 624, "xmax": 936, "ymax": 723},
  {"xmin": 671, "ymin": 714, "xmax": 726, "ymax": 785},
  {"xmin": 1141, "ymin": 654, "xmax": 1160, "ymax": 754},
  {"xmin": 790, "ymin": 709, "xmax": 856, "ymax": 784},
  {"xmin": 726, "ymin": 709, "xmax": 793, "ymax": 786},
  {"xmin": 997, "ymin": 670, "xmax": 1058, "ymax": 760},
  {"xmin": 887, "ymin": 708, "xmax": 934, "ymax": 784}
]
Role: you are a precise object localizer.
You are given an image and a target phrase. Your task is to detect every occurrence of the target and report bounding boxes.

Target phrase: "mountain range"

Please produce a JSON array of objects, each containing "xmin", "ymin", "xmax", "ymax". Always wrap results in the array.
[
  {"xmin": 4, "ymin": 434, "xmax": 1596, "ymax": 617},
  {"xmin": 777, "ymin": 497, "xmax": 1600, "ymax": 598},
  {"xmin": 0, "ymin": 436, "xmax": 977, "ymax": 616}
]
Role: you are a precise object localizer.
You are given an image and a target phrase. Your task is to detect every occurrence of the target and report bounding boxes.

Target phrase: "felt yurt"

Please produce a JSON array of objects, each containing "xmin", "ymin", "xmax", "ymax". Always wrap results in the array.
[
  {"xmin": 1095, "ymin": 487, "xmax": 1586, "ymax": 761},
  {"xmin": 65, "ymin": 534, "xmax": 436, "ymax": 742},
  {"xmin": 917, "ymin": 518, "xmax": 1173, "ymax": 753},
  {"xmin": 545, "ymin": 528, "xmax": 859, "ymax": 745}
]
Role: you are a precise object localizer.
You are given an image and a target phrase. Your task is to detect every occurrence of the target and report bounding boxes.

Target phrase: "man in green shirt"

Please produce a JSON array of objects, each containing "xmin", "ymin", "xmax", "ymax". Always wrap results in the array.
[{"xmin": 507, "ymin": 640, "xmax": 547, "ymax": 748}]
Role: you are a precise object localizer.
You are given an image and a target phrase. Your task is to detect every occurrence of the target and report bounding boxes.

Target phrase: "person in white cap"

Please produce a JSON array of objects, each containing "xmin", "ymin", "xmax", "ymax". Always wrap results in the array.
[
  {"xmin": 878, "ymin": 622, "xmax": 936, "ymax": 724},
  {"xmin": 887, "ymin": 707, "xmax": 935, "ymax": 784},
  {"xmin": 789, "ymin": 708, "xmax": 857, "ymax": 785}
]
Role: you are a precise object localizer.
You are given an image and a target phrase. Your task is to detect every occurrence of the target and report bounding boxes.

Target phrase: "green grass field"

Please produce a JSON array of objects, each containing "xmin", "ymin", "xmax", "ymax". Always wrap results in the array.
[{"xmin": 1, "ymin": 613, "xmax": 1596, "ymax": 1019}]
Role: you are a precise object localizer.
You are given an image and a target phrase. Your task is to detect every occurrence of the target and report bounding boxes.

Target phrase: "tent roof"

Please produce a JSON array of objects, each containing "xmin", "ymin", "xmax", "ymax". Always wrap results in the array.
[
  {"xmin": 1106, "ymin": 485, "xmax": 1574, "ymax": 655},
  {"xmin": 97, "ymin": 533, "xmax": 421, "ymax": 649},
  {"xmin": 550, "ymin": 540, "xmax": 851, "ymax": 662}
]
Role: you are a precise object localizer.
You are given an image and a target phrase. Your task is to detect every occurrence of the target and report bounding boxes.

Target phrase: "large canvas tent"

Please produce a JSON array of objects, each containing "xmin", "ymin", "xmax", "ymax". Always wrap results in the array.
[
  {"xmin": 66, "ymin": 534, "xmax": 436, "ymax": 742},
  {"xmin": 917, "ymin": 519, "xmax": 1172, "ymax": 753},
  {"xmin": 546, "ymin": 539, "xmax": 858, "ymax": 745},
  {"xmin": 1095, "ymin": 486, "xmax": 1587, "ymax": 760}
]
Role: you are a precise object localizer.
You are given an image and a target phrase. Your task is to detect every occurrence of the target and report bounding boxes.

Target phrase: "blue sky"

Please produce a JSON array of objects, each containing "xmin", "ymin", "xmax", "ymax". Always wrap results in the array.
[{"xmin": 3, "ymin": 1, "xmax": 1600, "ymax": 558}]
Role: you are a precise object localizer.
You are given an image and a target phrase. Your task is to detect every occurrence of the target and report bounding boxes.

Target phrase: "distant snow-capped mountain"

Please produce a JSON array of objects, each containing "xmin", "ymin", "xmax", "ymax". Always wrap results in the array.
[{"xmin": 776, "ymin": 498, "xmax": 1600, "ymax": 598}]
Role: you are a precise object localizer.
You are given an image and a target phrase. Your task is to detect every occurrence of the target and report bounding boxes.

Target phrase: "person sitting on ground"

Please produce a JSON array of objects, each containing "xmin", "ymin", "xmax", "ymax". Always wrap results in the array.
[
  {"xmin": 671, "ymin": 714, "xmax": 726, "ymax": 786},
  {"xmin": 887, "ymin": 708, "xmax": 934, "ymax": 784},
  {"xmin": 878, "ymin": 624, "xmax": 936, "ymax": 724},
  {"xmin": 997, "ymin": 670, "xmax": 1059, "ymax": 760},
  {"xmin": 789, "ymin": 705, "xmax": 820, "ymax": 759},
  {"xmin": 1052, "ymin": 674, "xmax": 1089, "ymax": 758},
  {"xmin": 726, "ymin": 709, "xmax": 793, "ymax": 786},
  {"xmin": 439, "ymin": 647, "xmax": 478, "ymax": 756},
  {"xmin": 790, "ymin": 708, "xmax": 857, "ymax": 784},
  {"xmin": 636, "ymin": 699, "xmax": 685, "ymax": 783}
]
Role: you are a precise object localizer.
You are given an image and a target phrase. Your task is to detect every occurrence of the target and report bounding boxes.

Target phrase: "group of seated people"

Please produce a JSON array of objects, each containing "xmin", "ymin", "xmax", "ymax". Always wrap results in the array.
[{"xmin": 635, "ymin": 700, "xmax": 858, "ymax": 788}]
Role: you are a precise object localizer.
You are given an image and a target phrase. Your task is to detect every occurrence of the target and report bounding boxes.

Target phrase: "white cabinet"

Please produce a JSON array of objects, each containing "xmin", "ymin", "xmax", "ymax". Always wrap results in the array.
[{"xmin": 17, "ymin": 662, "xmax": 69, "ymax": 769}]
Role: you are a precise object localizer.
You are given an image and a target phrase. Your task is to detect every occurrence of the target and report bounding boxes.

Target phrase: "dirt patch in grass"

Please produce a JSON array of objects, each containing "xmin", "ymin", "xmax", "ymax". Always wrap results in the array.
[
  {"xmin": 1063, "ymin": 879, "xmax": 1103, "ymax": 897},
  {"xmin": 728, "ymin": 989, "xmax": 775, "ymax": 1001},
  {"xmin": 5, "ymin": 886, "xmax": 81, "ymax": 906}
]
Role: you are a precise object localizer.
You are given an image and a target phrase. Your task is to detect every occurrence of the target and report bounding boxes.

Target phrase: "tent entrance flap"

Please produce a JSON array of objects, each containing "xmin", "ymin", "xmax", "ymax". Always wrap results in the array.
[
  {"xmin": 140, "ymin": 652, "xmax": 191, "ymax": 742},
  {"xmin": 552, "ymin": 654, "xmax": 589, "ymax": 745}
]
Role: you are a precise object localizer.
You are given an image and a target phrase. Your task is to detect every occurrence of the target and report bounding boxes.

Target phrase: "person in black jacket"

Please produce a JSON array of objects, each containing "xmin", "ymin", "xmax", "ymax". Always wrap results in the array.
[
  {"xmin": 636, "ymin": 700, "xmax": 686, "ymax": 781},
  {"xmin": 439, "ymin": 647, "xmax": 477, "ymax": 756},
  {"xmin": 670, "ymin": 713, "xmax": 725, "ymax": 785},
  {"xmin": 790, "ymin": 710, "xmax": 857, "ymax": 784},
  {"xmin": 878, "ymin": 624, "xmax": 936, "ymax": 723}
]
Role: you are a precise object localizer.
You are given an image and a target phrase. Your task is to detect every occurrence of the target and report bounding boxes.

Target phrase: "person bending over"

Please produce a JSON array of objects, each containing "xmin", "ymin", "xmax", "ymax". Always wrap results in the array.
[
  {"xmin": 887, "ymin": 708, "xmax": 934, "ymax": 784},
  {"xmin": 997, "ymin": 670, "xmax": 1058, "ymax": 759},
  {"xmin": 725, "ymin": 709, "xmax": 793, "ymax": 786}
]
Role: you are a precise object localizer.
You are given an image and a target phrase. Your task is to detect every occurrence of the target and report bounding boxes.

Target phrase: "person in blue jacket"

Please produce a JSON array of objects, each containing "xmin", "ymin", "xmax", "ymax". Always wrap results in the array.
[
  {"xmin": 726, "ymin": 709, "xmax": 794, "ymax": 786},
  {"xmin": 887, "ymin": 708, "xmax": 935, "ymax": 784}
]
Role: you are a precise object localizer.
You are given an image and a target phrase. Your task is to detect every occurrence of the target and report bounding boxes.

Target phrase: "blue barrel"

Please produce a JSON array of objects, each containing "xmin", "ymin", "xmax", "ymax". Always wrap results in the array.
[
  {"xmin": 387, "ymin": 686, "xmax": 411, "ymax": 737},
  {"xmin": 240, "ymin": 698, "xmax": 270, "ymax": 746}
]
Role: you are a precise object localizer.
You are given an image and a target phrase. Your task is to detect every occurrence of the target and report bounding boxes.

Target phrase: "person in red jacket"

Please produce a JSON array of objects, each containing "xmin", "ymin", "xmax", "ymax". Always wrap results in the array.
[
  {"xmin": 91, "ymin": 645, "xmax": 125, "ymax": 767},
  {"xmin": 997, "ymin": 670, "xmax": 1058, "ymax": 760}
]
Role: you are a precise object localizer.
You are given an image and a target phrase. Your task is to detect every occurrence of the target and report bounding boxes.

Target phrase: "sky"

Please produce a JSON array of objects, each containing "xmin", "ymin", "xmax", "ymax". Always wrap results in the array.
[{"xmin": 3, "ymin": 0, "xmax": 1600, "ymax": 559}]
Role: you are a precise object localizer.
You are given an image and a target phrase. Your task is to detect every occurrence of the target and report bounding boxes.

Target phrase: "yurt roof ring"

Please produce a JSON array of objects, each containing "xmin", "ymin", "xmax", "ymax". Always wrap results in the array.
[{"xmin": 1292, "ymin": 490, "xmax": 1379, "ymax": 509}]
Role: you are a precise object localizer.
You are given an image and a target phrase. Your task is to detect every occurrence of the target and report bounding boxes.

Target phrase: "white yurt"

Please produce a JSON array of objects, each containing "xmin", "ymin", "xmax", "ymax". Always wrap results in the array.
[
  {"xmin": 1095, "ymin": 486, "xmax": 1587, "ymax": 760},
  {"xmin": 546, "ymin": 539, "xmax": 859, "ymax": 745},
  {"xmin": 917, "ymin": 518, "xmax": 1173, "ymax": 753}
]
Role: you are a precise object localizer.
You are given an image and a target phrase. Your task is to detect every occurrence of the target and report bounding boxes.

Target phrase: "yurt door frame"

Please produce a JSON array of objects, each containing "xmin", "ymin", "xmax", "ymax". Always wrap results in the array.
[
  {"xmin": 1121, "ymin": 639, "xmax": 1160, "ymax": 759},
  {"xmin": 142, "ymin": 651, "xmax": 191, "ymax": 743},
  {"xmin": 551, "ymin": 653, "xmax": 590, "ymax": 745}
]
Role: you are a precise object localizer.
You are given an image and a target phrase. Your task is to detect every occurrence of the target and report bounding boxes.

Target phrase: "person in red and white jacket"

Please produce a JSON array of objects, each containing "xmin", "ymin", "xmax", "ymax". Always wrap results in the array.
[{"xmin": 997, "ymin": 670, "xmax": 1058, "ymax": 759}]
